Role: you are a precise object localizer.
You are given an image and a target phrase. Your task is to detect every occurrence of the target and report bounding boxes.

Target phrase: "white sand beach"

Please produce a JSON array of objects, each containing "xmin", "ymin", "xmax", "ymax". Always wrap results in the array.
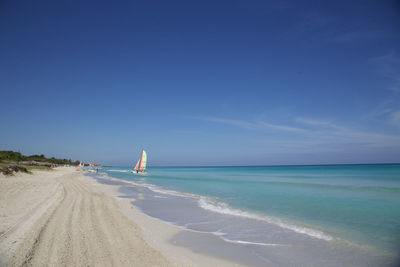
[{"xmin": 0, "ymin": 167, "xmax": 239, "ymax": 266}]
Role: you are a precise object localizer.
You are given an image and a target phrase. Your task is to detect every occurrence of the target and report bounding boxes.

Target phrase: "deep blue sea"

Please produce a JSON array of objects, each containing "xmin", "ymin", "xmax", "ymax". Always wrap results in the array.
[{"xmin": 96, "ymin": 164, "xmax": 400, "ymax": 266}]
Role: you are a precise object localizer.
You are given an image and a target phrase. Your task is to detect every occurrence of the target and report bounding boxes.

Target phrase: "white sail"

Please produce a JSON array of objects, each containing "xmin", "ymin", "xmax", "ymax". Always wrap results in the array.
[
  {"xmin": 139, "ymin": 150, "xmax": 147, "ymax": 171},
  {"xmin": 133, "ymin": 159, "xmax": 140, "ymax": 171},
  {"xmin": 132, "ymin": 150, "xmax": 147, "ymax": 174}
]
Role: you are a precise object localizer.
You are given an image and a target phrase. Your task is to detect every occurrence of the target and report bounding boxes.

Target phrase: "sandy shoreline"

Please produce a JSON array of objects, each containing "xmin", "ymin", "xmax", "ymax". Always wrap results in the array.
[{"xmin": 0, "ymin": 167, "xmax": 239, "ymax": 266}]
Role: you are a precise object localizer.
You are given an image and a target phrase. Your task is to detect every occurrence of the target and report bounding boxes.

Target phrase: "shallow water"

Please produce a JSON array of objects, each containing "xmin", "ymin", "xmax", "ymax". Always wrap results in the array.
[{"xmin": 94, "ymin": 164, "xmax": 400, "ymax": 266}]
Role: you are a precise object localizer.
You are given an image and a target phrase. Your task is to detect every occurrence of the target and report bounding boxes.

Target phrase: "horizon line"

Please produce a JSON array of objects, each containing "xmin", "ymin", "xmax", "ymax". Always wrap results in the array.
[{"xmin": 104, "ymin": 162, "xmax": 400, "ymax": 168}]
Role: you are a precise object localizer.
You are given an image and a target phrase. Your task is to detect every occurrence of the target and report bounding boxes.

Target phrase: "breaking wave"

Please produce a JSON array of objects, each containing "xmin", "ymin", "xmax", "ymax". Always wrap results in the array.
[
  {"xmin": 107, "ymin": 169, "xmax": 130, "ymax": 173},
  {"xmin": 198, "ymin": 198, "xmax": 333, "ymax": 241},
  {"xmin": 99, "ymin": 172, "xmax": 333, "ymax": 241}
]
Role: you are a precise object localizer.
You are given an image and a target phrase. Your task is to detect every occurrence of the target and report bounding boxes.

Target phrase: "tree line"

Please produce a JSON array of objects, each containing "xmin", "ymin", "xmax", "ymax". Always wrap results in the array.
[{"xmin": 0, "ymin": 151, "xmax": 80, "ymax": 166}]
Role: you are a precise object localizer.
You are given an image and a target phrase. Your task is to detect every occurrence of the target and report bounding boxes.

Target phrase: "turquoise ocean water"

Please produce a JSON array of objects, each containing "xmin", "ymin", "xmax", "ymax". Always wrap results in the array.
[{"xmin": 98, "ymin": 164, "xmax": 400, "ymax": 265}]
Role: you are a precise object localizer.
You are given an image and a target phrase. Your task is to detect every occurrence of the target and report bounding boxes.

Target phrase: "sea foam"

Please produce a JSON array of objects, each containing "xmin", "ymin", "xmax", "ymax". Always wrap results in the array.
[
  {"xmin": 107, "ymin": 169, "xmax": 130, "ymax": 173},
  {"xmin": 198, "ymin": 197, "xmax": 333, "ymax": 241},
  {"xmin": 99, "ymin": 172, "xmax": 333, "ymax": 241}
]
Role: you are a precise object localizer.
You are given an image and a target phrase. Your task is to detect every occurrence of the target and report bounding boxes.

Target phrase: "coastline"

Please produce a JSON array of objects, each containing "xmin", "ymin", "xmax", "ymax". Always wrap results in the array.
[
  {"xmin": 0, "ymin": 167, "xmax": 240, "ymax": 266},
  {"xmin": 1, "ymin": 167, "xmax": 398, "ymax": 266},
  {"xmin": 82, "ymin": 171, "xmax": 245, "ymax": 266},
  {"xmin": 98, "ymin": 166, "xmax": 400, "ymax": 267}
]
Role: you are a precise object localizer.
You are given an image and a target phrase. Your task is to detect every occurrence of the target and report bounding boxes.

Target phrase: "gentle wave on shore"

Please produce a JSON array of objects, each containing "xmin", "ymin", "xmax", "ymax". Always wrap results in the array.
[{"xmin": 92, "ymin": 164, "xmax": 400, "ymax": 266}]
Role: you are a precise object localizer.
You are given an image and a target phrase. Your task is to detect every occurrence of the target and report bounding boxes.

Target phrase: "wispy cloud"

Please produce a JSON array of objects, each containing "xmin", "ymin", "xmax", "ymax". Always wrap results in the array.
[
  {"xmin": 296, "ymin": 117, "xmax": 400, "ymax": 147},
  {"xmin": 258, "ymin": 121, "xmax": 308, "ymax": 133},
  {"xmin": 389, "ymin": 80, "xmax": 400, "ymax": 93},
  {"xmin": 195, "ymin": 115, "xmax": 400, "ymax": 150},
  {"xmin": 363, "ymin": 98, "xmax": 395, "ymax": 120},
  {"xmin": 194, "ymin": 117, "xmax": 257, "ymax": 130},
  {"xmin": 295, "ymin": 117, "xmax": 339, "ymax": 129},
  {"xmin": 370, "ymin": 52, "xmax": 400, "ymax": 92},
  {"xmin": 391, "ymin": 111, "xmax": 400, "ymax": 128},
  {"xmin": 195, "ymin": 116, "xmax": 308, "ymax": 133}
]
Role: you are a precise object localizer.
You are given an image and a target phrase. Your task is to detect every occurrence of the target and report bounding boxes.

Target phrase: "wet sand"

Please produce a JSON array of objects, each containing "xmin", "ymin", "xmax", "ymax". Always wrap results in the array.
[{"xmin": 0, "ymin": 167, "xmax": 238, "ymax": 266}]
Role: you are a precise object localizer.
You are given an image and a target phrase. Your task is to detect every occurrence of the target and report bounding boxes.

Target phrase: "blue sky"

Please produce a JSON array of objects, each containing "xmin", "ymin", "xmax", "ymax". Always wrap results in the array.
[{"xmin": 1, "ymin": 0, "xmax": 400, "ymax": 166}]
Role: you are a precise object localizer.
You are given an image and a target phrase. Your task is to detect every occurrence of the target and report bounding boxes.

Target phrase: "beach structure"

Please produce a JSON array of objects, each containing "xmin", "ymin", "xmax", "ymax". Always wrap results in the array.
[{"xmin": 131, "ymin": 150, "xmax": 147, "ymax": 174}]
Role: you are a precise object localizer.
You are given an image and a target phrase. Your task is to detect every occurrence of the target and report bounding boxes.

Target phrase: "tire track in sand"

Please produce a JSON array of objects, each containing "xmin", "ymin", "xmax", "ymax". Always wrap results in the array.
[{"xmin": 6, "ymin": 171, "xmax": 172, "ymax": 267}]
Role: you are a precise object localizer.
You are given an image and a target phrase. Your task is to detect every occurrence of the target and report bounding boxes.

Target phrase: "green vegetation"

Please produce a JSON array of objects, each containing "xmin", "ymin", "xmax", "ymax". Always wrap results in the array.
[
  {"xmin": 0, "ymin": 151, "xmax": 80, "ymax": 166},
  {"xmin": 0, "ymin": 150, "xmax": 80, "ymax": 175},
  {"xmin": 0, "ymin": 163, "xmax": 51, "ymax": 175},
  {"xmin": 23, "ymin": 165, "xmax": 52, "ymax": 171}
]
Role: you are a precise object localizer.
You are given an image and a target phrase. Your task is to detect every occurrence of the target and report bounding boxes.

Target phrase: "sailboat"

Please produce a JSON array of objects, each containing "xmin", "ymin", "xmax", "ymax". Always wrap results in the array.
[{"xmin": 131, "ymin": 150, "xmax": 147, "ymax": 174}]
